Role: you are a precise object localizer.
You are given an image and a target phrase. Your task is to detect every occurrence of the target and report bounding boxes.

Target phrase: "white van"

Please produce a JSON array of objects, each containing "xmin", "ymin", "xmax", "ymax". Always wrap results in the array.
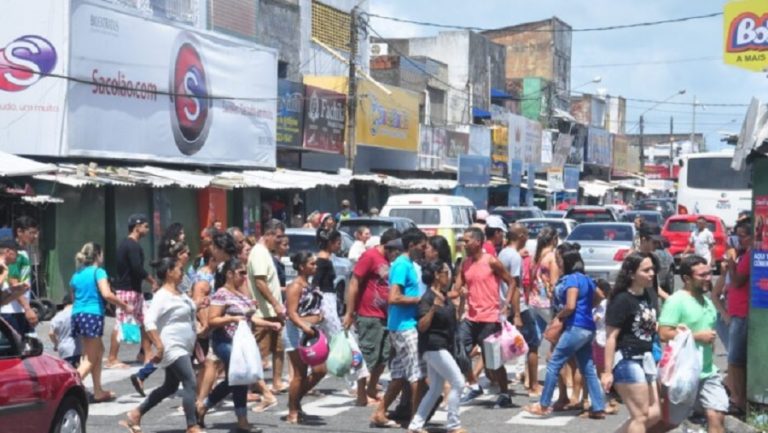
[{"xmin": 380, "ymin": 194, "xmax": 475, "ymax": 258}]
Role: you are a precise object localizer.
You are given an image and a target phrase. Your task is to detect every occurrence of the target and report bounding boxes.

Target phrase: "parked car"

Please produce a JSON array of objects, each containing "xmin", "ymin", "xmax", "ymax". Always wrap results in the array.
[
  {"xmin": 0, "ymin": 317, "xmax": 88, "ymax": 433},
  {"xmin": 543, "ymin": 210, "xmax": 566, "ymax": 219},
  {"xmin": 564, "ymin": 206, "xmax": 619, "ymax": 224},
  {"xmin": 635, "ymin": 198, "xmax": 675, "ymax": 219},
  {"xmin": 660, "ymin": 214, "xmax": 728, "ymax": 270},
  {"xmin": 517, "ymin": 218, "xmax": 577, "ymax": 254},
  {"xmin": 490, "ymin": 206, "xmax": 545, "ymax": 224},
  {"xmin": 283, "ymin": 228, "xmax": 352, "ymax": 287},
  {"xmin": 565, "ymin": 222, "xmax": 635, "ymax": 284},
  {"xmin": 622, "ymin": 210, "xmax": 665, "ymax": 234},
  {"xmin": 338, "ymin": 216, "xmax": 417, "ymax": 243}
]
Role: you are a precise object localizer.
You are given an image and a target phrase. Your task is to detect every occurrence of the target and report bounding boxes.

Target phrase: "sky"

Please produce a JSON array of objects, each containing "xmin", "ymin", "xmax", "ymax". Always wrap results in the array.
[{"xmin": 365, "ymin": 0, "xmax": 764, "ymax": 152}]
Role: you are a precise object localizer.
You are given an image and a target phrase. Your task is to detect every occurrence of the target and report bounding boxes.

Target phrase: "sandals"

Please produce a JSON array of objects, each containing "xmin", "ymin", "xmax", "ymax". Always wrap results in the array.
[
  {"xmin": 523, "ymin": 403, "xmax": 553, "ymax": 417},
  {"xmin": 369, "ymin": 416, "xmax": 399, "ymax": 428},
  {"xmin": 551, "ymin": 400, "xmax": 580, "ymax": 412},
  {"xmin": 195, "ymin": 402, "xmax": 208, "ymax": 428},
  {"xmin": 105, "ymin": 361, "xmax": 131, "ymax": 369},
  {"xmin": 93, "ymin": 391, "xmax": 117, "ymax": 403},
  {"xmin": 579, "ymin": 410, "xmax": 606, "ymax": 420},
  {"xmin": 119, "ymin": 416, "xmax": 142, "ymax": 433},
  {"xmin": 251, "ymin": 398, "xmax": 277, "ymax": 413}
]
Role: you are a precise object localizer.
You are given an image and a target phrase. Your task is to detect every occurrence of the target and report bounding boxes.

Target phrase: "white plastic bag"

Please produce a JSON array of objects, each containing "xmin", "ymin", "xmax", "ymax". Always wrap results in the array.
[
  {"xmin": 228, "ymin": 321, "xmax": 263, "ymax": 386},
  {"xmin": 659, "ymin": 330, "xmax": 701, "ymax": 405}
]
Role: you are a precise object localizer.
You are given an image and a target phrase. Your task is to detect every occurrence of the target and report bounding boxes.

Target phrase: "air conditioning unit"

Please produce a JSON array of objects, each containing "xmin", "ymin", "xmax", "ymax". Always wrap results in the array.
[{"xmin": 370, "ymin": 43, "xmax": 388, "ymax": 56}]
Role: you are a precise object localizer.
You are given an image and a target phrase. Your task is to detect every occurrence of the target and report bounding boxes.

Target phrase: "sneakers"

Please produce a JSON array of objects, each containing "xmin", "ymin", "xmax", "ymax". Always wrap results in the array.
[
  {"xmin": 460, "ymin": 386, "xmax": 483, "ymax": 403},
  {"xmin": 493, "ymin": 394, "xmax": 512, "ymax": 409}
]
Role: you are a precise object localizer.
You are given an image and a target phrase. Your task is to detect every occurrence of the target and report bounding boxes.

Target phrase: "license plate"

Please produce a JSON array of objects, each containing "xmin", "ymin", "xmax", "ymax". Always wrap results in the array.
[{"xmin": 716, "ymin": 201, "xmax": 731, "ymax": 209}]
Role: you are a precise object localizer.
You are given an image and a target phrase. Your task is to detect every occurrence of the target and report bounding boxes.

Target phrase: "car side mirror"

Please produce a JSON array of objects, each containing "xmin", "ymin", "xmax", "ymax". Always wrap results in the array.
[{"xmin": 21, "ymin": 336, "xmax": 43, "ymax": 358}]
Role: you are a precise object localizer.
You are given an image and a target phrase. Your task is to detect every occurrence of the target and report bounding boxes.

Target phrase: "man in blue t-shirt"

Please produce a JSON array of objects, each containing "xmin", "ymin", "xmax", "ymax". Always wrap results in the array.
[{"xmin": 370, "ymin": 228, "xmax": 427, "ymax": 427}]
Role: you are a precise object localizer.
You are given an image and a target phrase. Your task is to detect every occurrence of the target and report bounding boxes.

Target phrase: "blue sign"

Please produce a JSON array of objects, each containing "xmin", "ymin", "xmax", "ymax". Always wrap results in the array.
[
  {"xmin": 509, "ymin": 159, "xmax": 523, "ymax": 187},
  {"xmin": 526, "ymin": 163, "xmax": 536, "ymax": 206},
  {"xmin": 564, "ymin": 165, "xmax": 580, "ymax": 191},
  {"xmin": 752, "ymin": 250, "xmax": 768, "ymax": 309},
  {"xmin": 508, "ymin": 186, "xmax": 521, "ymax": 206},
  {"xmin": 458, "ymin": 155, "xmax": 491, "ymax": 186},
  {"xmin": 277, "ymin": 80, "xmax": 304, "ymax": 147}
]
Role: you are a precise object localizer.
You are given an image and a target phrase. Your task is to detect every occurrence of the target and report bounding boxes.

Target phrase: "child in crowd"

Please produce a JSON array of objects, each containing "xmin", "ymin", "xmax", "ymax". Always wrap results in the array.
[
  {"xmin": 49, "ymin": 294, "xmax": 82, "ymax": 368},
  {"xmin": 592, "ymin": 279, "xmax": 618, "ymax": 415}
]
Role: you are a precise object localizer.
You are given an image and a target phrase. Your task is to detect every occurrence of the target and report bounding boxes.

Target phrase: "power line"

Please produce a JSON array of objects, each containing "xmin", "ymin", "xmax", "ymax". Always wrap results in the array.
[
  {"xmin": 570, "ymin": 89, "xmax": 750, "ymax": 108},
  {"xmin": 574, "ymin": 56, "xmax": 720, "ymax": 68},
  {"xmin": 364, "ymin": 11, "xmax": 722, "ymax": 33}
]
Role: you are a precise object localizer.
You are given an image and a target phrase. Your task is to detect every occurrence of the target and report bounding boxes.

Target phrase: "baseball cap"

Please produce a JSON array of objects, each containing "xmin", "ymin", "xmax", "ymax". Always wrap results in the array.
[
  {"xmin": 128, "ymin": 213, "xmax": 148, "ymax": 228},
  {"xmin": 475, "ymin": 209, "xmax": 489, "ymax": 222},
  {"xmin": 485, "ymin": 215, "xmax": 508, "ymax": 233},
  {"xmin": 0, "ymin": 237, "xmax": 19, "ymax": 250}
]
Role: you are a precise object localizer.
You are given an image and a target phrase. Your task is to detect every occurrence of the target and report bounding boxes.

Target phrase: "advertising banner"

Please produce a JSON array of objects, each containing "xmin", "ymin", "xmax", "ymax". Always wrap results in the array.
[
  {"xmin": 552, "ymin": 133, "xmax": 573, "ymax": 168},
  {"xmin": 444, "ymin": 129, "xmax": 470, "ymax": 168},
  {"xmin": 509, "ymin": 159, "xmax": 523, "ymax": 187},
  {"xmin": 612, "ymin": 134, "xmax": 630, "ymax": 174},
  {"xmin": 0, "ymin": 0, "xmax": 68, "ymax": 156},
  {"xmin": 491, "ymin": 126, "xmax": 509, "ymax": 177},
  {"xmin": 524, "ymin": 119, "xmax": 542, "ymax": 166},
  {"xmin": 303, "ymin": 85, "xmax": 346, "ymax": 154},
  {"xmin": 469, "ymin": 125, "xmax": 491, "ymax": 157},
  {"xmin": 723, "ymin": 0, "xmax": 768, "ymax": 72},
  {"xmin": 753, "ymin": 194, "xmax": 768, "ymax": 308},
  {"xmin": 277, "ymin": 80, "xmax": 304, "ymax": 148},
  {"xmin": 586, "ymin": 127, "xmax": 611, "ymax": 166},
  {"xmin": 67, "ymin": 3, "xmax": 277, "ymax": 167},
  {"xmin": 458, "ymin": 155, "xmax": 491, "ymax": 186},
  {"xmin": 547, "ymin": 168, "xmax": 564, "ymax": 192},
  {"xmin": 507, "ymin": 113, "xmax": 527, "ymax": 161},
  {"xmin": 419, "ymin": 125, "xmax": 446, "ymax": 171},
  {"xmin": 357, "ymin": 80, "xmax": 419, "ymax": 151},
  {"xmin": 627, "ymin": 143, "xmax": 641, "ymax": 173},
  {"xmin": 541, "ymin": 129, "xmax": 554, "ymax": 165},
  {"xmin": 526, "ymin": 163, "xmax": 536, "ymax": 206},
  {"xmin": 569, "ymin": 124, "xmax": 587, "ymax": 166},
  {"xmin": 564, "ymin": 165, "xmax": 580, "ymax": 191}
]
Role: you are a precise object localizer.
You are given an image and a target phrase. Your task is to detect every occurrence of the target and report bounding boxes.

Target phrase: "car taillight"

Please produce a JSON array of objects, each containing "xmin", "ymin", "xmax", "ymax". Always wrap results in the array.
[
  {"xmin": 678, "ymin": 204, "xmax": 688, "ymax": 214},
  {"xmin": 614, "ymin": 248, "xmax": 630, "ymax": 262}
]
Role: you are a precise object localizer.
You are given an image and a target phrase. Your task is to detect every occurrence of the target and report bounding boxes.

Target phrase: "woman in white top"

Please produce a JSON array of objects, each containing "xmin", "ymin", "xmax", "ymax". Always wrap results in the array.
[{"xmin": 121, "ymin": 257, "xmax": 204, "ymax": 433}]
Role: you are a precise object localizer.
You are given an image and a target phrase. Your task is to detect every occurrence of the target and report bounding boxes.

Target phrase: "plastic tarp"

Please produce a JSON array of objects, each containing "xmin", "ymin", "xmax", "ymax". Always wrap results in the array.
[{"xmin": 0, "ymin": 151, "xmax": 56, "ymax": 177}]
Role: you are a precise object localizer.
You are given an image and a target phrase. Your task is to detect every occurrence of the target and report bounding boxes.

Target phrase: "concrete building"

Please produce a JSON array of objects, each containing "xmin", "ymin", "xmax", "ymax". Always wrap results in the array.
[
  {"xmin": 372, "ymin": 31, "xmax": 506, "ymax": 125},
  {"xmin": 483, "ymin": 17, "xmax": 573, "ymax": 117},
  {"xmin": 626, "ymin": 133, "xmax": 706, "ymax": 165}
]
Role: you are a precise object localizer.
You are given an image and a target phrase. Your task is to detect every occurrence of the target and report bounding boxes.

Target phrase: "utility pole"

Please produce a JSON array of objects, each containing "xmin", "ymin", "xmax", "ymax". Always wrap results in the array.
[
  {"xmin": 669, "ymin": 116, "xmax": 675, "ymax": 178},
  {"xmin": 345, "ymin": 6, "xmax": 359, "ymax": 172},
  {"xmin": 690, "ymin": 96, "xmax": 697, "ymax": 153},
  {"xmin": 639, "ymin": 115, "xmax": 645, "ymax": 174}
]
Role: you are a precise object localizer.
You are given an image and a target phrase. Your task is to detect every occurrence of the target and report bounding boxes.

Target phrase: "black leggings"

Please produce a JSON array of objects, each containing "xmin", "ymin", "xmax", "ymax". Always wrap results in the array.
[{"xmin": 139, "ymin": 355, "xmax": 197, "ymax": 427}]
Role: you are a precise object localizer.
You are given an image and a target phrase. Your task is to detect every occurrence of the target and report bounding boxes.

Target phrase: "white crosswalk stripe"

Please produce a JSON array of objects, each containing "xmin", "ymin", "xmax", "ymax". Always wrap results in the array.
[{"xmin": 506, "ymin": 411, "xmax": 576, "ymax": 427}]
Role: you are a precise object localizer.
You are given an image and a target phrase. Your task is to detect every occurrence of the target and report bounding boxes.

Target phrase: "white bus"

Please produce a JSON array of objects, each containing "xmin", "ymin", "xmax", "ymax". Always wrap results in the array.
[{"xmin": 676, "ymin": 148, "xmax": 751, "ymax": 227}]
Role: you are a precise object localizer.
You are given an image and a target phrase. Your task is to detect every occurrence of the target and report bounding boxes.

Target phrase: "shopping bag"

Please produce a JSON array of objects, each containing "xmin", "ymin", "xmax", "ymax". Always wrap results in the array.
[
  {"xmin": 228, "ymin": 321, "xmax": 263, "ymax": 386},
  {"xmin": 327, "ymin": 331, "xmax": 354, "ymax": 377},
  {"xmin": 658, "ymin": 330, "xmax": 701, "ymax": 405},
  {"xmin": 498, "ymin": 320, "xmax": 529, "ymax": 360},
  {"xmin": 120, "ymin": 317, "xmax": 141, "ymax": 345},
  {"xmin": 482, "ymin": 336, "xmax": 504, "ymax": 370}
]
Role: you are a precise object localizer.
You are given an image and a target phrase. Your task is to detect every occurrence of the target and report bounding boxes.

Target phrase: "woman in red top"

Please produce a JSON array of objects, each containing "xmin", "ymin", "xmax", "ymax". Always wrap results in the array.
[{"xmin": 725, "ymin": 220, "xmax": 752, "ymax": 413}]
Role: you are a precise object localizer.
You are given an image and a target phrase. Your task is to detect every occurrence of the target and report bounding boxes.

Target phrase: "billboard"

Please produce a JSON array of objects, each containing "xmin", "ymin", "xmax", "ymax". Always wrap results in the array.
[
  {"xmin": 586, "ymin": 127, "xmax": 611, "ymax": 166},
  {"xmin": 303, "ymin": 85, "xmax": 346, "ymax": 154},
  {"xmin": 524, "ymin": 118, "xmax": 542, "ymax": 166},
  {"xmin": 444, "ymin": 129, "xmax": 470, "ymax": 168},
  {"xmin": 507, "ymin": 113, "xmax": 527, "ymax": 161},
  {"xmin": 491, "ymin": 126, "xmax": 509, "ymax": 177},
  {"xmin": 0, "ymin": 0, "xmax": 68, "ymax": 156},
  {"xmin": 458, "ymin": 155, "xmax": 491, "ymax": 186},
  {"xmin": 357, "ymin": 80, "xmax": 419, "ymax": 151},
  {"xmin": 67, "ymin": 3, "xmax": 277, "ymax": 167},
  {"xmin": 723, "ymin": 0, "xmax": 768, "ymax": 72},
  {"xmin": 612, "ymin": 134, "xmax": 631, "ymax": 175},
  {"xmin": 277, "ymin": 80, "xmax": 304, "ymax": 148},
  {"xmin": 419, "ymin": 125, "xmax": 445, "ymax": 171}
]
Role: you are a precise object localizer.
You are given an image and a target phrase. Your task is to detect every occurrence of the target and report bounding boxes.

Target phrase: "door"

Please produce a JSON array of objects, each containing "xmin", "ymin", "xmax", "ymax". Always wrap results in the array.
[{"xmin": 0, "ymin": 321, "xmax": 45, "ymax": 432}]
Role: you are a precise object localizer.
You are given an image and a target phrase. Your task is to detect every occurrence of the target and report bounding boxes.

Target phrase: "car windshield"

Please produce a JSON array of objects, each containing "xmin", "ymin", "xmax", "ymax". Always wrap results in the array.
[
  {"xmin": 567, "ymin": 210, "xmax": 614, "ymax": 223},
  {"xmin": 623, "ymin": 213, "xmax": 662, "ymax": 224},
  {"xmin": 389, "ymin": 208, "xmax": 440, "ymax": 225},
  {"xmin": 637, "ymin": 202, "xmax": 670, "ymax": 211},
  {"xmin": 493, "ymin": 209, "xmax": 539, "ymax": 222},
  {"xmin": 286, "ymin": 234, "xmax": 318, "ymax": 255},
  {"xmin": 339, "ymin": 221, "xmax": 394, "ymax": 237},
  {"xmin": 688, "ymin": 157, "xmax": 751, "ymax": 190},
  {"xmin": 666, "ymin": 220, "xmax": 716, "ymax": 233},
  {"xmin": 568, "ymin": 225, "xmax": 634, "ymax": 242},
  {"xmin": 521, "ymin": 221, "xmax": 568, "ymax": 240}
]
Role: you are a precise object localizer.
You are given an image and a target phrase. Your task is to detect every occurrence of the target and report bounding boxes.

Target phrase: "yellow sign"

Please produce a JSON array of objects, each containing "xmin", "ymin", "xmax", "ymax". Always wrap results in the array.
[
  {"xmin": 303, "ymin": 76, "xmax": 419, "ymax": 152},
  {"xmin": 724, "ymin": 0, "xmax": 768, "ymax": 71}
]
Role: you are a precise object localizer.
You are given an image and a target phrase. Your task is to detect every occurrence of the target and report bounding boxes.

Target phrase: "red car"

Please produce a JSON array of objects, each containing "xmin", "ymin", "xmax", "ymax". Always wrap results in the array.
[
  {"xmin": 0, "ymin": 318, "xmax": 88, "ymax": 433},
  {"xmin": 661, "ymin": 214, "xmax": 728, "ymax": 269}
]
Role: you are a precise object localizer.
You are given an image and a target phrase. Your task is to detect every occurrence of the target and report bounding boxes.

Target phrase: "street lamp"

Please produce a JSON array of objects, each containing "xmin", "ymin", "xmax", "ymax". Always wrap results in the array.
[{"xmin": 572, "ymin": 76, "xmax": 602, "ymax": 92}]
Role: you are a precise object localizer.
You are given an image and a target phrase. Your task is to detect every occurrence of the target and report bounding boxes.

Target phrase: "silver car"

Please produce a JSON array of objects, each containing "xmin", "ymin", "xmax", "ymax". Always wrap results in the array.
[
  {"xmin": 565, "ymin": 222, "xmax": 636, "ymax": 284},
  {"xmin": 517, "ymin": 218, "xmax": 577, "ymax": 254}
]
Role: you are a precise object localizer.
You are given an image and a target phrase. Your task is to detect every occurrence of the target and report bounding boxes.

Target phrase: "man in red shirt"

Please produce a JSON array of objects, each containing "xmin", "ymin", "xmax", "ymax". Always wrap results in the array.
[
  {"xmin": 483, "ymin": 215, "xmax": 507, "ymax": 257},
  {"xmin": 725, "ymin": 219, "xmax": 752, "ymax": 413},
  {"xmin": 343, "ymin": 228, "xmax": 402, "ymax": 407}
]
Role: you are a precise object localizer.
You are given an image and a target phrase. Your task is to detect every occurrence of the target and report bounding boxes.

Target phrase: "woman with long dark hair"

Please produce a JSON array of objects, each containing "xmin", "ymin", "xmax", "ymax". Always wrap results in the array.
[
  {"xmin": 283, "ymin": 251, "xmax": 327, "ymax": 424},
  {"xmin": 426, "ymin": 236, "xmax": 453, "ymax": 271},
  {"xmin": 121, "ymin": 257, "xmax": 203, "ymax": 433},
  {"xmin": 315, "ymin": 228, "xmax": 343, "ymax": 334},
  {"xmin": 601, "ymin": 252, "xmax": 661, "ymax": 433},
  {"xmin": 525, "ymin": 242, "xmax": 605, "ymax": 418}
]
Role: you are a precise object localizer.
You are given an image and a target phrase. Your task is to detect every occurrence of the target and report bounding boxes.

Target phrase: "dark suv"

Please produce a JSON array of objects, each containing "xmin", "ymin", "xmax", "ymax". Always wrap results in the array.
[
  {"xmin": 565, "ymin": 206, "xmax": 619, "ymax": 223},
  {"xmin": 490, "ymin": 206, "xmax": 545, "ymax": 224}
]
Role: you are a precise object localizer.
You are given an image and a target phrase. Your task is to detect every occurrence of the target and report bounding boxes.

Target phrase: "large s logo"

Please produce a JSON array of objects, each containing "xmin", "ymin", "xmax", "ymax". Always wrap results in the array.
[
  {"xmin": 169, "ymin": 33, "xmax": 211, "ymax": 156},
  {"xmin": 0, "ymin": 35, "xmax": 57, "ymax": 92}
]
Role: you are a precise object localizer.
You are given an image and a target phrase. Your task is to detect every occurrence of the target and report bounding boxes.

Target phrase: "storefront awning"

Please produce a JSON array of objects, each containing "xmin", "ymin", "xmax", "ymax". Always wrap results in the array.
[
  {"xmin": 491, "ymin": 88, "xmax": 512, "ymax": 99},
  {"xmin": 352, "ymin": 174, "xmax": 457, "ymax": 191},
  {"xmin": 472, "ymin": 107, "xmax": 492, "ymax": 119},
  {"xmin": 580, "ymin": 180, "xmax": 614, "ymax": 198},
  {"xmin": 0, "ymin": 151, "xmax": 56, "ymax": 177}
]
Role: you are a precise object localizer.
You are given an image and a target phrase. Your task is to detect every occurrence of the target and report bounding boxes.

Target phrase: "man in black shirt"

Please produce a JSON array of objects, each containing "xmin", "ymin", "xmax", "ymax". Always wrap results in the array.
[{"xmin": 106, "ymin": 214, "xmax": 156, "ymax": 368}]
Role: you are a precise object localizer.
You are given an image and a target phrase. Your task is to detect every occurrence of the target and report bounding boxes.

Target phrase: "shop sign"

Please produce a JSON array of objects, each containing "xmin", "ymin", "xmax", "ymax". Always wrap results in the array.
[
  {"xmin": 586, "ymin": 127, "xmax": 611, "ymax": 167},
  {"xmin": 724, "ymin": 0, "xmax": 768, "ymax": 72},
  {"xmin": 303, "ymin": 85, "xmax": 346, "ymax": 154},
  {"xmin": 547, "ymin": 168, "xmax": 564, "ymax": 192},
  {"xmin": 277, "ymin": 80, "xmax": 304, "ymax": 148},
  {"xmin": 67, "ymin": 3, "xmax": 277, "ymax": 167},
  {"xmin": 458, "ymin": 155, "xmax": 491, "ymax": 186},
  {"xmin": 491, "ymin": 126, "xmax": 509, "ymax": 177}
]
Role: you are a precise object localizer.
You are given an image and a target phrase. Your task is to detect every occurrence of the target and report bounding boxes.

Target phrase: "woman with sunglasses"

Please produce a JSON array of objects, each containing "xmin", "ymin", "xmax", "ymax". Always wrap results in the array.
[{"xmin": 197, "ymin": 258, "xmax": 281, "ymax": 433}]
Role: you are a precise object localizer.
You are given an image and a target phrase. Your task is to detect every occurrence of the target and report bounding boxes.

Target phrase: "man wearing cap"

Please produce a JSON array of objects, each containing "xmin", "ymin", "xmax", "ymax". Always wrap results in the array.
[
  {"xmin": 483, "ymin": 215, "xmax": 507, "ymax": 257},
  {"xmin": 0, "ymin": 239, "xmax": 28, "ymax": 310},
  {"xmin": 335, "ymin": 199, "xmax": 358, "ymax": 222},
  {"xmin": 106, "ymin": 214, "xmax": 156, "ymax": 369},
  {"xmin": 343, "ymin": 228, "xmax": 401, "ymax": 407},
  {"xmin": 2, "ymin": 216, "xmax": 40, "ymax": 336}
]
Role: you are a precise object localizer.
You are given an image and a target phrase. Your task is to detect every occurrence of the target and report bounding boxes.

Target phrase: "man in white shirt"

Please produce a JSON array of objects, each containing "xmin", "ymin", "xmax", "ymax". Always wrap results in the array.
[
  {"xmin": 684, "ymin": 216, "xmax": 715, "ymax": 266},
  {"xmin": 349, "ymin": 226, "xmax": 371, "ymax": 264}
]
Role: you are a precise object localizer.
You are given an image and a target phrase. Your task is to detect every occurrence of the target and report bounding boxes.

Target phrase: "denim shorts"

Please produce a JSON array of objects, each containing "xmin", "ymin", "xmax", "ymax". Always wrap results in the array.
[
  {"xmin": 518, "ymin": 309, "xmax": 542, "ymax": 351},
  {"xmin": 728, "ymin": 316, "xmax": 747, "ymax": 366},
  {"xmin": 613, "ymin": 358, "xmax": 654, "ymax": 384}
]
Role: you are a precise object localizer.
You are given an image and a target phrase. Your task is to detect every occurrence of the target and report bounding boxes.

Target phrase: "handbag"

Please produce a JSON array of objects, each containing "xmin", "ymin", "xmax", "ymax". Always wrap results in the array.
[{"xmin": 543, "ymin": 318, "xmax": 564, "ymax": 345}]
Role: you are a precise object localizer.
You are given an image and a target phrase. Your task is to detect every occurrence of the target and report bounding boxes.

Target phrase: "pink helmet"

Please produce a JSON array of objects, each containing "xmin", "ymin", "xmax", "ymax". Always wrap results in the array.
[{"xmin": 298, "ymin": 327, "xmax": 329, "ymax": 366}]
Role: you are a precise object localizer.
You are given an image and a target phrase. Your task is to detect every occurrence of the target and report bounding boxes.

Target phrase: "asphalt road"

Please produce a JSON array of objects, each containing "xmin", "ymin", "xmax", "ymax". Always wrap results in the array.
[{"xmin": 36, "ymin": 276, "xmax": 728, "ymax": 433}]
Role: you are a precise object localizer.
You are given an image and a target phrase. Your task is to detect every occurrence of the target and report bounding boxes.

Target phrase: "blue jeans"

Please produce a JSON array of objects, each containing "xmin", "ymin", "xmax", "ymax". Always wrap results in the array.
[
  {"xmin": 540, "ymin": 326, "xmax": 605, "ymax": 412},
  {"xmin": 205, "ymin": 337, "xmax": 248, "ymax": 418}
]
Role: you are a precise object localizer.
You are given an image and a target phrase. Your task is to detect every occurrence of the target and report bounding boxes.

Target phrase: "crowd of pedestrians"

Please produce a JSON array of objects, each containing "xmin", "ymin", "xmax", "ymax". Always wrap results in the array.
[{"xmin": 0, "ymin": 208, "xmax": 755, "ymax": 433}]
